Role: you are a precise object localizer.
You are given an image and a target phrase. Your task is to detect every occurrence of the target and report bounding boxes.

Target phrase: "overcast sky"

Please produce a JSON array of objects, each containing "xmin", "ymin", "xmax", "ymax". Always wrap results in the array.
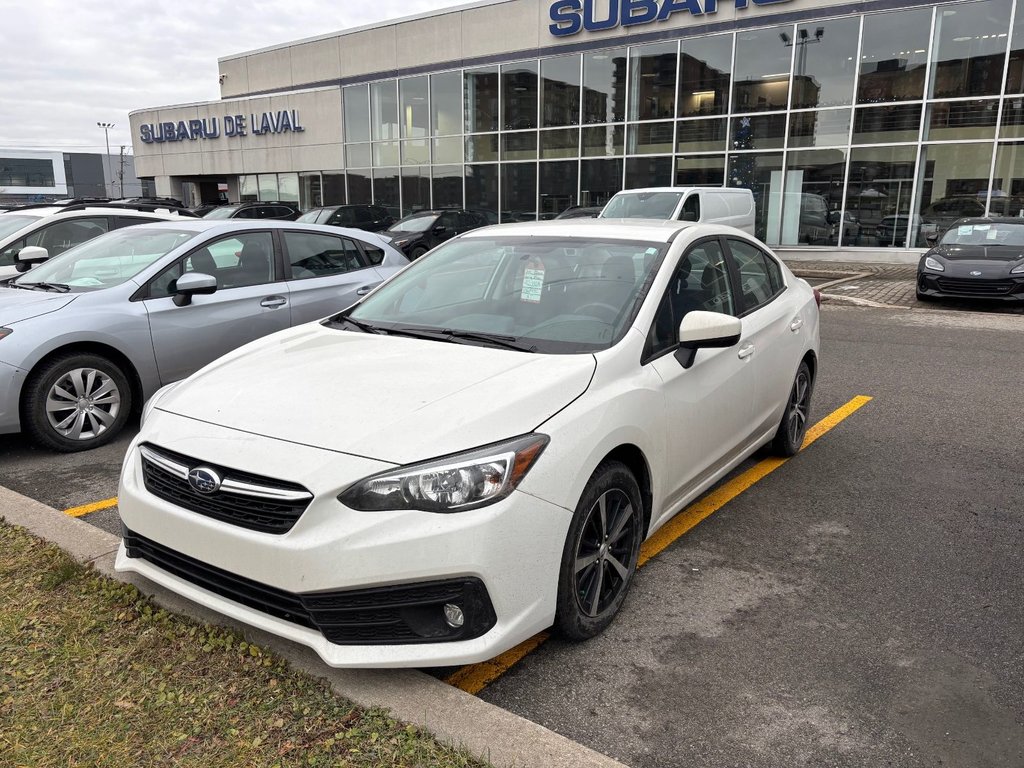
[{"xmin": 0, "ymin": 0, "xmax": 449, "ymax": 154}]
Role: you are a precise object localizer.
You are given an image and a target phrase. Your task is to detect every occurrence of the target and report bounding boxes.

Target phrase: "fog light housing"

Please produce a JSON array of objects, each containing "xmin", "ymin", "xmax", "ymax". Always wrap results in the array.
[{"xmin": 443, "ymin": 603, "xmax": 465, "ymax": 629}]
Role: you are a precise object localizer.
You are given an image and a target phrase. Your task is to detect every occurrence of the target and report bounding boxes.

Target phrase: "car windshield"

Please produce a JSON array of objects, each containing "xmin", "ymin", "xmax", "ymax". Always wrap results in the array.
[
  {"xmin": 389, "ymin": 214, "xmax": 438, "ymax": 233},
  {"xmin": 203, "ymin": 206, "xmax": 238, "ymax": 219},
  {"xmin": 0, "ymin": 214, "xmax": 41, "ymax": 239},
  {"xmin": 344, "ymin": 236, "xmax": 666, "ymax": 354},
  {"xmin": 13, "ymin": 228, "xmax": 197, "ymax": 292},
  {"xmin": 296, "ymin": 209, "xmax": 324, "ymax": 223},
  {"xmin": 601, "ymin": 192, "xmax": 683, "ymax": 220},
  {"xmin": 940, "ymin": 221, "xmax": 1024, "ymax": 247}
]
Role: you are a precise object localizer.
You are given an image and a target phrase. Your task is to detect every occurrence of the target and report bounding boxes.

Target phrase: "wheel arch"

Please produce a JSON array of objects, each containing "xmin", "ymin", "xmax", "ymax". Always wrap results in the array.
[
  {"xmin": 801, "ymin": 348, "xmax": 817, "ymax": 382},
  {"xmin": 597, "ymin": 443, "xmax": 653, "ymax": 537},
  {"xmin": 22, "ymin": 341, "xmax": 145, "ymax": 415}
]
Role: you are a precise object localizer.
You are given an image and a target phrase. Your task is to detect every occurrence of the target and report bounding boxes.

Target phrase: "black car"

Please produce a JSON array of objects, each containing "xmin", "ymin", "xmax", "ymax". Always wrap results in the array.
[
  {"xmin": 917, "ymin": 217, "xmax": 1024, "ymax": 302},
  {"xmin": 381, "ymin": 209, "xmax": 490, "ymax": 259},
  {"xmin": 203, "ymin": 201, "xmax": 301, "ymax": 221},
  {"xmin": 296, "ymin": 204, "xmax": 395, "ymax": 233},
  {"xmin": 555, "ymin": 205, "xmax": 603, "ymax": 220}
]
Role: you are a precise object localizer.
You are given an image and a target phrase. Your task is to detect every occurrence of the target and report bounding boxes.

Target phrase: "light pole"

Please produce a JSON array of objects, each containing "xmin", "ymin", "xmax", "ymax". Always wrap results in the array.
[{"xmin": 97, "ymin": 122, "xmax": 115, "ymax": 198}]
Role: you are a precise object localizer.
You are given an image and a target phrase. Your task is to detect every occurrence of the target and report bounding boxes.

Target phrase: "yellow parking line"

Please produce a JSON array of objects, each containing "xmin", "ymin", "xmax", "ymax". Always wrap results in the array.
[
  {"xmin": 64, "ymin": 497, "xmax": 118, "ymax": 518},
  {"xmin": 444, "ymin": 394, "xmax": 873, "ymax": 694}
]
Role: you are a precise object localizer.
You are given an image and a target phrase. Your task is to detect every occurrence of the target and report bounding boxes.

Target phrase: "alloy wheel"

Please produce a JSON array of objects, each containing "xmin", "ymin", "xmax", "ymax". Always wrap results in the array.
[
  {"xmin": 45, "ymin": 367, "xmax": 122, "ymax": 441},
  {"xmin": 574, "ymin": 488, "xmax": 640, "ymax": 618},
  {"xmin": 786, "ymin": 368, "xmax": 811, "ymax": 447}
]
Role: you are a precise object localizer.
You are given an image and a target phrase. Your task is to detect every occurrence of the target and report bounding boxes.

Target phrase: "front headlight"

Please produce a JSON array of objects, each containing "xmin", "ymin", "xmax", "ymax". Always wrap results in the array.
[
  {"xmin": 1011, "ymin": 263, "xmax": 1024, "ymax": 274},
  {"xmin": 924, "ymin": 256, "xmax": 945, "ymax": 272},
  {"xmin": 140, "ymin": 381, "xmax": 181, "ymax": 427},
  {"xmin": 339, "ymin": 433, "xmax": 549, "ymax": 513}
]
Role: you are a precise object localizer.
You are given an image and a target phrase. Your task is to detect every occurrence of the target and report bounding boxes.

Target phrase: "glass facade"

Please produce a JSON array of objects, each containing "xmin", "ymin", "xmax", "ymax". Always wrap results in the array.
[{"xmin": 236, "ymin": 0, "xmax": 1024, "ymax": 249}]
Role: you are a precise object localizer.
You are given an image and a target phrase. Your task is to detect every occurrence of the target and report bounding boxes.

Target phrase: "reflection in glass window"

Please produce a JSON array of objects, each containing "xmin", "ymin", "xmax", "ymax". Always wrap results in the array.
[
  {"xmin": 1007, "ymin": 7, "xmax": 1024, "ymax": 94},
  {"xmin": 278, "ymin": 173, "xmax": 299, "ymax": 203},
  {"xmin": 432, "ymin": 136, "xmax": 463, "ymax": 164},
  {"xmin": 730, "ymin": 114, "xmax": 786, "ymax": 151},
  {"xmin": 625, "ymin": 156, "xmax": 673, "ymax": 189},
  {"xmin": 845, "ymin": 146, "xmax": 916, "ymax": 247},
  {"xmin": 372, "ymin": 141, "xmax": 400, "ymax": 167},
  {"xmin": 372, "ymin": 167, "xmax": 400, "ymax": 210},
  {"xmin": 727, "ymin": 152, "xmax": 784, "ymax": 243},
  {"xmin": 347, "ymin": 170, "xmax": 372, "ymax": 204},
  {"xmin": 582, "ymin": 125, "xmax": 624, "ymax": 156},
  {"xmin": 791, "ymin": 18, "xmax": 859, "ymax": 109},
  {"xmin": 346, "ymin": 143, "xmax": 371, "ymax": 168},
  {"xmin": 502, "ymin": 61, "xmax": 539, "ymax": 130},
  {"xmin": 502, "ymin": 163, "xmax": 537, "ymax": 221},
  {"xmin": 371, "ymin": 81, "xmax": 399, "ymax": 141},
  {"xmin": 915, "ymin": 143, "xmax": 995, "ymax": 245},
  {"xmin": 583, "ymin": 48, "xmax": 627, "ymax": 124},
  {"xmin": 502, "ymin": 132, "xmax": 538, "ymax": 161},
  {"xmin": 402, "ymin": 167, "xmax": 430, "ymax": 214},
  {"xmin": 539, "ymin": 161, "xmax": 579, "ymax": 218},
  {"xmin": 1000, "ymin": 98, "xmax": 1024, "ymax": 138},
  {"xmin": 931, "ymin": 1, "xmax": 1011, "ymax": 99},
  {"xmin": 925, "ymin": 100, "xmax": 998, "ymax": 141},
  {"xmin": 580, "ymin": 158, "xmax": 623, "ymax": 207},
  {"xmin": 542, "ymin": 55, "xmax": 581, "ymax": 127},
  {"xmin": 858, "ymin": 9, "xmax": 931, "ymax": 104},
  {"xmin": 678, "ymin": 35, "xmax": 731, "ymax": 118},
  {"xmin": 466, "ymin": 133, "xmax": 499, "ymax": 163},
  {"xmin": 344, "ymin": 84, "xmax": 371, "ymax": 143},
  {"xmin": 465, "ymin": 66, "xmax": 499, "ymax": 132},
  {"xmin": 432, "ymin": 71, "xmax": 463, "ymax": 135},
  {"xmin": 432, "ymin": 165, "xmax": 463, "ymax": 209},
  {"xmin": 788, "ymin": 109, "xmax": 852, "ymax": 148},
  {"xmin": 852, "ymin": 104, "xmax": 922, "ymax": 144},
  {"xmin": 733, "ymin": 26, "xmax": 793, "ymax": 113},
  {"xmin": 627, "ymin": 122, "xmax": 674, "ymax": 155},
  {"xmin": 676, "ymin": 118, "xmax": 727, "ymax": 153},
  {"xmin": 992, "ymin": 143, "xmax": 1024, "ymax": 209},
  {"xmin": 629, "ymin": 42, "xmax": 678, "ymax": 121},
  {"xmin": 300, "ymin": 172, "xmax": 322, "ymax": 210},
  {"xmin": 322, "ymin": 172, "xmax": 346, "ymax": 206},
  {"xmin": 541, "ymin": 128, "xmax": 579, "ymax": 159},
  {"xmin": 258, "ymin": 174, "xmax": 279, "ymax": 200},
  {"xmin": 284, "ymin": 232, "xmax": 364, "ymax": 280},
  {"xmin": 465, "ymin": 164, "xmax": 498, "ymax": 219},
  {"xmin": 676, "ymin": 155, "xmax": 725, "ymax": 186},
  {"xmin": 780, "ymin": 149, "xmax": 847, "ymax": 246},
  {"xmin": 400, "ymin": 76, "xmax": 429, "ymax": 139},
  {"xmin": 402, "ymin": 139, "xmax": 430, "ymax": 165},
  {"xmin": 239, "ymin": 175, "xmax": 258, "ymax": 201}
]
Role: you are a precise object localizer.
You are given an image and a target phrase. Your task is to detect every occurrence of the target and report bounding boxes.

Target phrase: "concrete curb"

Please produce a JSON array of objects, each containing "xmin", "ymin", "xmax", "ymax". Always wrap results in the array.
[
  {"xmin": 0, "ymin": 484, "xmax": 628, "ymax": 768},
  {"xmin": 820, "ymin": 292, "xmax": 909, "ymax": 309}
]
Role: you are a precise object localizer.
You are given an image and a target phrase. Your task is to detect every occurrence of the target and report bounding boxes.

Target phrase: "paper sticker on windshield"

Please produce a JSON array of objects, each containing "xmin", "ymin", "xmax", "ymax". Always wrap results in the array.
[
  {"xmin": 521, "ymin": 266, "xmax": 545, "ymax": 303},
  {"xmin": 958, "ymin": 225, "xmax": 973, "ymax": 236},
  {"xmin": 986, "ymin": 228, "xmax": 999, "ymax": 240}
]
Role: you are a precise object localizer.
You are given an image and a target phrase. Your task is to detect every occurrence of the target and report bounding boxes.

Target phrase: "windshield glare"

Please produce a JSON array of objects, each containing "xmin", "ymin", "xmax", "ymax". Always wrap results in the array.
[
  {"xmin": 390, "ymin": 214, "xmax": 437, "ymax": 233},
  {"xmin": 203, "ymin": 206, "xmax": 237, "ymax": 219},
  {"xmin": 602, "ymin": 192, "xmax": 683, "ymax": 220},
  {"xmin": 940, "ymin": 221, "xmax": 1024, "ymax": 247},
  {"xmin": 347, "ymin": 236, "xmax": 665, "ymax": 353},
  {"xmin": 13, "ymin": 228, "xmax": 197, "ymax": 291},
  {"xmin": 0, "ymin": 214, "xmax": 41, "ymax": 239},
  {"xmin": 296, "ymin": 209, "xmax": 323, "ymax": 223}
]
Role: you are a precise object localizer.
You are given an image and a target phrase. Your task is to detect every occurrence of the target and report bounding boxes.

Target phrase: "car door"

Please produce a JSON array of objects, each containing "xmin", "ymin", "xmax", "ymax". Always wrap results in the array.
[
  {"xmin": 282, "ymin": 230, "xmax": 385, "ymax": 323},
  {"xmin": 142, "ymin": 230, "xmax": 291, "ymax": 384},
  {"xmin": 724, "ymin": 237, "xmax": 805, "ymax": 436},
  {"xmin": 645, "ymin": 238, "xmax": 758, "ymax": 512},
  {"xmin": 430, "ymin": 211, "xmax": 460, "ymax": 248}
]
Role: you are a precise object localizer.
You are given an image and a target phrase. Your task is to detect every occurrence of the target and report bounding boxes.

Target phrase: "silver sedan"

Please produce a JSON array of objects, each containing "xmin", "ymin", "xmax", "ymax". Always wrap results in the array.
[{"xmin": 0, "ymin": 219, "xmax": 408, "ymax": 451}]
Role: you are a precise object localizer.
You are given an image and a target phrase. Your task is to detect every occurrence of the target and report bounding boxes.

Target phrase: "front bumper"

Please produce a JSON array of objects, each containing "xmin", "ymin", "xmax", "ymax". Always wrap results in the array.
[
  {"xmin": 917, "ymin": 272, "xmax": 1024, "ymax": 301},
  {"xmin": 115, "ymin": 413, "xmax": 572, "ymax": 668},
  {"xmin": 0, "ymin": 360, "xmax": 25, "ymax": 434}
]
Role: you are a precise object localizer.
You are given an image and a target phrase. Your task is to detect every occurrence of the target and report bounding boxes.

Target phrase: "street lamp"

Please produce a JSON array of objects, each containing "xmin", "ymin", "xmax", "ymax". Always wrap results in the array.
[{"xmin": 97, "ymin": 122, "xmax": 115, "ymax": 198}]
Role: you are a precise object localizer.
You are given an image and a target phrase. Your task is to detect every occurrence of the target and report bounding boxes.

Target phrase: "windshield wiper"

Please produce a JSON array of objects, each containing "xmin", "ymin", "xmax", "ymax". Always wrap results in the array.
[
  {"xmin": 19, "ymin": 281, "xmax": 70, "ymax": 293},
  {"xmin": 330, "ymin": 315, "xmax": 387, "ymax": 334},
  {"xmin": 393, "ymin": 327, "xmax": 537, "ymax": 352}
]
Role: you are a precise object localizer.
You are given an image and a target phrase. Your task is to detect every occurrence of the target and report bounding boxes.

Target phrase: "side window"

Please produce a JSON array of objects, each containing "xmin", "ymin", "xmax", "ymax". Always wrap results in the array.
[
  {"xmin": 680, "ymin": 194, "xmax": 700, "ymax": 222},
  {"xmin": 727, "ymin": 239, "xmax": 782, "ymax": 312},
  {"xmin": 33, "ymin": 217, "xmax": 110, "ymax": 257},
  {"xmin": 112, "ymin": 216, "xmax": 155, "ymax": 229},
  {"xmin": 284, "ymin": 232, "xmax": 364, "ymax": 279},
  {"xmin": 235, "ymin": 207, "xmax": 257, "ymax": 219},
  {"xmin": 438, "ymin": 212, "xmax": 459, "ymax": 231},
  {"xmin": 328, "ymin": 208, "xmax": 356, "ymax": 226},
  {"xmin": 361, "ymin": 242, "xmax": 385, "ymax": 265},
  {"xmin": 0, "ymin": 237, "xmax": 27, "ymax": 266},
  {"xmin": 355, "ymin": 206, "xmax": 374, "ymax": 223},
  {"xmin": 148, "ymin": 231, "xmax": 275, "ymax": 298}
]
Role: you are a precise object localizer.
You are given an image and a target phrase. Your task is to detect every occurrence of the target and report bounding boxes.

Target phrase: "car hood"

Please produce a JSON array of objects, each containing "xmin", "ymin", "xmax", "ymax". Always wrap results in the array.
[
  {"xmin": 932, "ymin": 244, "xmax": 1024, "ymax": 263},
  {"xmin": 156, "ymin": 322, "xmax": 596, "ymax": 464},
  {"xmin": 0, "ymin": 287, "xmax": 78, "ymax": 324}
]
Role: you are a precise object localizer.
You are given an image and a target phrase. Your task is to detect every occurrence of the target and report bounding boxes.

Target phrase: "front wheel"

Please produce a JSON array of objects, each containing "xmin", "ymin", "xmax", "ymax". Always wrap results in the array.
[
  {"xmin": 771, "ymin": 361, "xmax": 813, "ymax": 457},
  {"xmin": 22, "ymin": 353, "xmax": 133, "ymax": 452},
  {"xmin": 555, "ymin": 461, "xmax": 643, "ymax": 641}
]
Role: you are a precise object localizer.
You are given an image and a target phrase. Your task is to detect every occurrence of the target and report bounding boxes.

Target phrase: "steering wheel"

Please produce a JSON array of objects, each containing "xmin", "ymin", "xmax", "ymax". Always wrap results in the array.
[{"xmin": 576, "ymin": 302, "xmax": 621, "ymax": 322}]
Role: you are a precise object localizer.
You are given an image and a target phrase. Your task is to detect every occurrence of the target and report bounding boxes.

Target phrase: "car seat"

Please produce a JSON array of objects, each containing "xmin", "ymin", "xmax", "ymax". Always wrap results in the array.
[
  {"xmin": 701, "ymin": 263, "xmax": 731, "ymax": 313},
  {"xmin": 236, "ymin": 241, "xmax": 271, "ymax": 284},
  {"xmin": 188, "ymin": 248, "xmax": 217, "ymax": 276}
]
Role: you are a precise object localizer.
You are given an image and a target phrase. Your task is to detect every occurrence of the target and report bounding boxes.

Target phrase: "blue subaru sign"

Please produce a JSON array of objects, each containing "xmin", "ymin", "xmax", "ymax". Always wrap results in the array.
[
  {"xmin": 549, "ymin": 0, "xmax": 793, "ymax": 37},
  {"xmin": 139, "ymin": 110, "xmax": 305, "ymax": 144}
]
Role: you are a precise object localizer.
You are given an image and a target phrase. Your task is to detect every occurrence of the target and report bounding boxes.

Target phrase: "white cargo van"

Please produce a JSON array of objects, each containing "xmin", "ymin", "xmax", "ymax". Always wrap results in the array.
[{"xmin": 599, "ymin": 187, "xmax": 755, "ymax": 234}]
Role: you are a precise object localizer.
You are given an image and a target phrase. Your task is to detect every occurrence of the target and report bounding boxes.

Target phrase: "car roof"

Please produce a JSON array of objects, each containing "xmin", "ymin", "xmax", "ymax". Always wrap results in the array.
[
  {"xmin": 460, "ymin": 218, "xmax": 719, "ymax": 243},
  {"xmin": 610, "ymin": 187, "xmax": 749, "ymax": 195},
  {"xmin": 125, "ymin": 218, "xmax": 396, "ymax": 237}
]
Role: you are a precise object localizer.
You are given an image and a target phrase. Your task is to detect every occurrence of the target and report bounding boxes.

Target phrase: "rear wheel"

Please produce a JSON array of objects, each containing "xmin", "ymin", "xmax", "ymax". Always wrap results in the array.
[
  {"xmin": 409, "ymin": 245, "xmax": 428, "ymax": 260},
  {"xmin": 771, "ymin": 361, "xmax": 813, "ymax": 457}
]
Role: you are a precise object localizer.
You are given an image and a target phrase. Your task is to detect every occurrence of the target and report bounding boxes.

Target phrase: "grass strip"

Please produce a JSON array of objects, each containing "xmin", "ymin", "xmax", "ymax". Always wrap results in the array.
[{"xmin": 0, "ymin": 520, "xmax": 489, "ymax": 768}]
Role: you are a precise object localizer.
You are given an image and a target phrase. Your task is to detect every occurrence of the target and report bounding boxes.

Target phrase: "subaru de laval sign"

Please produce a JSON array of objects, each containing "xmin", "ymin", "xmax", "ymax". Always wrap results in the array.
[
  {"xmin": 549, "ymin": 0, "xmax": 793, "ymax": 36},
  {"xmin": 139, "ymin": 110, "xmax": 305, "ymax": 144}
]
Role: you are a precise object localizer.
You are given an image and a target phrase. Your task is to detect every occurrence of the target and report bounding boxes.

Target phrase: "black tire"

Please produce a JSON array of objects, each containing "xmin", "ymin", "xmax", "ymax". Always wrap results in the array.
[
  {"xmin": 554, "ymin": 460, "xmax": 644, "ymax": 641},
  {"xmin": 771, "ymin": 361, "xmax": 814, "ymax": 457},
  {"xmin": 409, "ymin": 245, "xmax": 428, "ymax": 260},
  {"xmin": 22, "ymin": 352, "xmax": 133, "ymax": 452}
]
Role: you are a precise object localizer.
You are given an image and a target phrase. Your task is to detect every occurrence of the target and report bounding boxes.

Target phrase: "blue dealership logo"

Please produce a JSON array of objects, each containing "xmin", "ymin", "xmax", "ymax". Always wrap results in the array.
[{"xmin": 549, "ymin": 0, "xmax": 794, "ymax": 37}]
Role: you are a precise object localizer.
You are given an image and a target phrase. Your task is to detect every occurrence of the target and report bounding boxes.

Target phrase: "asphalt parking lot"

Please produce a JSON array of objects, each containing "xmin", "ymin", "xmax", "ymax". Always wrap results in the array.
[{"xmin": 2, "ymin": 303, "xmax": 1023, "ymax": 767}]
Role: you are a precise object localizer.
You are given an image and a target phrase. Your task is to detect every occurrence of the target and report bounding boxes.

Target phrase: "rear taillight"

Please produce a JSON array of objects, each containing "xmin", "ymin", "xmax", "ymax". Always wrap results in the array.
[{"xmin": 813, "ymin": 288, "xmax": 822, "ymax": 307}]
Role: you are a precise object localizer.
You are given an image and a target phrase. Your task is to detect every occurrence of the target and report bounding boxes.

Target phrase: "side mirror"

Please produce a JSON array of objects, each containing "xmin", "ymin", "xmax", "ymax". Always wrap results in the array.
[
  {"xmin": 433, "ymin": 225, "xmax": 447, "ymax": 234},
  {"xmin": 172, "ymin": 272, "xmax": 217, "ymax": 307},
  {"xmin": 675, "ymin": 311, "xmax": 742, "ymax": 369},
  {"xmin": 827, "ymin": 211, "xmax": 841, "ymax": 225},
  {"xmin": 15, "ymin": 245, "xmax": 49, "ymax": 273}
]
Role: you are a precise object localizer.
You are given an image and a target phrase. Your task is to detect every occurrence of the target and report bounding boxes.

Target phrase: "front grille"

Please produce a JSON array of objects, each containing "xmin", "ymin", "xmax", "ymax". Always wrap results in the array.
[
  {"xmin": 140, "ymin": 443, "xmax": 312, "ymax": 534},
  {"xmin": 123, "ymin": 528, "xmax": 497, "ymax": 645},
  {"xmin": 936, "ymin": 277, "xmax": 1016, "ymax": 296}
]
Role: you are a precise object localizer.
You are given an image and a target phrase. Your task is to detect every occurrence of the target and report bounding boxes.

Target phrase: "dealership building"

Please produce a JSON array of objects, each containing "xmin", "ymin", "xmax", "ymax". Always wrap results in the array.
[{"xmin": 130, "ymin": 0, "xmax": 1024, "ymax": 254}]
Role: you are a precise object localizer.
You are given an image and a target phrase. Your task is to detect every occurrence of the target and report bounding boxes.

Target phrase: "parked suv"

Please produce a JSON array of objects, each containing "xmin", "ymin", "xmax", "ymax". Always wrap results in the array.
[
  {"xmin": 296, "ymin": 205, "xmax": 395, "ymax": 233},
  {"xmin": 0, "ymin": 203, "xmax": 197, "ymax": 280},
  {"xmin": 203, "ymin": 201, "xmax": 301, "ymax": 221},
  {"xmin": 380, "ymin": 209, "xmax": 490, "ymax": 259}
]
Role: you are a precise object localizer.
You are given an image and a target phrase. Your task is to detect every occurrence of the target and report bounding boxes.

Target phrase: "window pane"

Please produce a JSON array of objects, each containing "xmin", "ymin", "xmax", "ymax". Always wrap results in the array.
[
  {"xmin": 501, "ymin": 163, "xmax": 537, "ymax": 221},
  {"xmin": 992, "ymin": 142, "xmax": 1024, "ymax": 204},
  {"xmin": 845, "ymin": 145, "xmax": 916, "ymax": 247},
  {"xmin": 400, "ymin": 76, "xmax": 429, "ymax": 139},
  {"xmin": 580, "ymin": 158, "xmax": 622, "ymax": 207},
  {"xmin": 0, "ymin": 157, "xmax": 54, "ymax": 186},
  {"xmin": 678, "ymin": 35, "xmax": 731, "ymax": 118},
  {"xmin": 432, "ymin": 71, "xmax": 463, "ymax": 135},
  {"xmin": 372, "ymin": 167, "xmax": 399, "ymax": 211},
  {"xmin": 285, "ymin": 232, "xmax": 363, "ymax": 280},
  {"xmin": 432, "ymin": 165, "xmax": 463, "ymax": 209},
  {"xmin": 676, "ymin": 155, "xmax": 725, "ymax": 186},
  {"xmin": 676, "ymin": 118, "xmax": 726, "ymax": 152},
  {"xmin": 727, "ymin": 152, "xmax": 784, "ymax": 243},
  {"xmin": 466, "ymin": 133, "xmax": 499, "ymax": 162},
  {"xmin": 542, "ymin": 55, "xmax": 581, "ymax": 127},
  {"xmin": 344, "ymin": 84, "xmax": 371, "ymax": 143},
  {"xmin": 402, "ymin": 139, "xmax": 430, "ymax": 165},
  {"xmin": 539, "ymin": 160, "xmax": 578, "ymax": 219},
  {"xmin": 502, "ymin": 61, "xmax": 539, "ymax": 130},
  {"xmin": 627, "ymin": 122, "xmax": 674, "ymax": 155},
  {"xmin": 277, "ymin": 173, "xmax": 299, "ymax": 203},
  {"xmin": 730, "ymin": 114, "xmax": 786, "ymax": 151},
  {"xmin": 788, "ymin": 109, "xmax": 851, "ymax": 148},
  {"xmin": 582, "ymin": 125, "xmax": 624, "ymax": 156},
  {"xmin": 729, "ymin": 239, "xmax": 779, "ymax": 310},
  {"xmin": 858, "ymin": 8, "xmax": 931, "ymax": 103},
  {"xmin": 299, "ymin": 172, "xmax": 322, "ymax": 209},
  {"xmin": 370, "ymin": 81, "xmax": 399, "ymax": 141},
  {"xmin": 258, "ymin": 174, "xmax": 278, "ymax": 200},
  {"xmin": 502, "ymin": 131, "xmax": 538, "ymax": 161},
  {"xmin": 733, "ymin": 26, "xmax": 793, "ymax": 113},
  {"xmin": 465, "ymin": 66, "xmax": 499, "ymax": 133},
  {"xmin": 924, "ymin": 99, "xmax": 998, "ymax": 141},
  {"xmin": 372, "ymin": 141, "xmax": 400, "ymax": 166},
  {"xmin": 1008, "ymin": 6, "xmax": 1024, "ymax": 94},
  {"xmin": 915, "ymin": 143, "xmax": 994, "ymax": 245},
  {"xmin": 583, "ymin": 48, "xmax": 626, "ymax": 124},
  {"xmin": 401, "ymin": 166, "xmax": 430, "ymax": 214},
  {"xmin": 931, "ymin": 0, "xmax": 1011, "ymax": 99},
  {"xmin": 239, "ymin": 175, "xmax": 258, "ymax": 201},
  {"xmin": 792, "ymin": 18, "xmax": 859, "ymax": 109},
  {"xmin": 852, "ymin": 104, "xmax": 922, "ymax": 144},
  {"xmin": 322, "ymin": 172, "xmax": 346, "ymax": 205},
  {"xmin": 625, "ymin": 156, "xmax": 673, "ymax": 188},
  {"xmin": 346, "ymin": 143, "xmax": 371, "ymax": 168},
  {"xmin": 780, "ymin": 149, "xmax": 847, "ymax": 246},
  {"xmin": 347, "ymin": 170, "xmax": 372, "ymax": 204},
  {"xmin": 541, "ymin": 128, "xmax": 579, "ymax": 159},
  {"xmin": 465, "ymin": 164, "xmax": 498, "ymax": 219},
  {"xmin": 629, "ymin": 42, "xmax": 678, "ymax": 121},
  {"xmin": 433, "ymin": 136, "xmax": 463, "ymax": 164}
]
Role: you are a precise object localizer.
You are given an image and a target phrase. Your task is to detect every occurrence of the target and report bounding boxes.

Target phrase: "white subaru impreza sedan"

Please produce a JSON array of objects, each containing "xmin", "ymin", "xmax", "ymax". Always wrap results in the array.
[{"xmin": 116, "ymin": 219, "xmax": 820, "ymax": 668}]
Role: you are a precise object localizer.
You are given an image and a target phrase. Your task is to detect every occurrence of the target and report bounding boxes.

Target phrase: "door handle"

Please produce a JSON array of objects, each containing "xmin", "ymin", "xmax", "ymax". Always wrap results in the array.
[
  {"xmin": 356, "ymin": 283, "xmax": 380, "ymax": 296},
  {"xmin": 260, "ymin": 296, "xmax": 287, "ymax": 308},
  {"xmin": 737, "ymin": 343, "xmax": 755, "ymax": 360},
  {"xmin": 790, "ymin": 317, "xmax": 804, "ymax": 332}
]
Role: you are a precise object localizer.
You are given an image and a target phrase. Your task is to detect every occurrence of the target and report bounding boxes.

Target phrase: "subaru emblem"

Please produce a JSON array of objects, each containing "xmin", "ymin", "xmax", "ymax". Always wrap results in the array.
[
  {"xmin": 188, "ymin": 466, "xmax": 222, "ymax": 494},
  {"xmin": 970, "ymin": 270, "xmax": 982, "ymax": 276}
]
